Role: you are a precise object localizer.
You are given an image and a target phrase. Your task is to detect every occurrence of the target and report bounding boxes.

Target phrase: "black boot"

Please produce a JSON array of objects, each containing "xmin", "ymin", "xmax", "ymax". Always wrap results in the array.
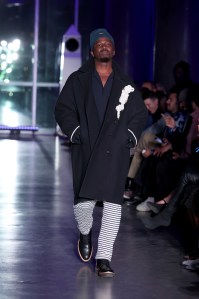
[
  {"xmin": 144, "ymin": 170, "xmax": 196, "ymax": 229},
  {"xmin": 125, "ymin": 177, "xmax": 134, "ymax": 190},
  {"xmin": 147, "ymin": 199, "xmax": 168, "ymax": 214},
  {"xmin": 143, "ymin": 207, "xmax": 174, "ymax": 229},
  {"xmin": 124, "ymin": 178, "xmax": 143, "ymax": 205},
  {"xmin": 95, "ymin": 259, "xmax": 115, "ymax": 278},
  {"xmin": 123, "ymin": 177, "xmax": 135, "ymax": 202},
  {"xmin": 78, "ymin": 231, "xmax": 92, "ymax": 262}
]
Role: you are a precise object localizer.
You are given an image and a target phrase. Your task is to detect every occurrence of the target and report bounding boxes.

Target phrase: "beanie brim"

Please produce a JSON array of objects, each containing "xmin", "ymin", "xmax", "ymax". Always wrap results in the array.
[{"xmin": 90, "ymin": 28, "xmax": 114, "ymax": 49}]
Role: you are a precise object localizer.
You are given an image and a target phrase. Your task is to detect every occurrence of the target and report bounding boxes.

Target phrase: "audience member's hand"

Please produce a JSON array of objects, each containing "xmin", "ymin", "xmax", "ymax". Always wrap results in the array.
[
  {"xmin": 161, "ymin": 114, "xmax": 176, "ymax": 129},
  {"xmin": 172, "ymin": 152, "xmax": 180, "ymax": 160},
  {"xmin": 153, "ymin": 142, "xmax": 172, "ymax": 157},
  {"xmin": 142, "ymin": 148, "xmax": 153, "ymax": 158},
  {"xmin": 162, "ymin": 138, "xmax": 169, "ymax": 144}
]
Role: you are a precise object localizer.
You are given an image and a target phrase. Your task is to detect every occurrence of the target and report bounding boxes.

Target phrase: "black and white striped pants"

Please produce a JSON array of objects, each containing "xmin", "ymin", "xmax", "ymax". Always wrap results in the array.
[{"xmin": 74, "ymin": 201, "xmax": 122, "ymax": 261}]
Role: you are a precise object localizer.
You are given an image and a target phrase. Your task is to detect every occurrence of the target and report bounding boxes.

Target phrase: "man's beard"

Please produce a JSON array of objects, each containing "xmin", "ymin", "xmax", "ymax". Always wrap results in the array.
[{"xmin": 96, "ymin": 57, "xmax": 111, "ymax": 63}]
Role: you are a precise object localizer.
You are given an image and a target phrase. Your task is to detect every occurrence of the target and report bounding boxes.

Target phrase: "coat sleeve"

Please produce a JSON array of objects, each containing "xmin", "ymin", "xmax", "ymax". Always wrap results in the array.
[
  {"xmin": 54, "ymin": 74, "xmax": 81, "ymax": 143},
  {"xmin": 127, "ymin": 88, "xmax": 148, "ymax": 147}
]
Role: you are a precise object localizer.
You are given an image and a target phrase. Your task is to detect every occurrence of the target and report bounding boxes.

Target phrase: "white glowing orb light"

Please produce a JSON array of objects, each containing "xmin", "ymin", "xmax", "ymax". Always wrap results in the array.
[
  {"xmin": 6, "ymin": 67, "xmax": 12, "ymax": 73},
  {"xmin": 12, "ymin": 53, "xmax": 18, "ymax": 60},
  {"xmin": 6, "ymin": 53, "xmax": 13, "ymax": 64},
  {"xmin": 8, "ymin": 39, "xmax": 21, "ymax": 52},
  {"xmin": 1, "ymin": 53, "xmax": 6, "ymax": 60},
  {"xmin": 1, "ymin": 61, "xmax": 7, "ymax": 70},
  {"xmin": 0, "ymin": 38, "xmax": 21, "ymax": 81},
  {"xmin": 12, "ymin": 39, "xmax": 21, "ymax": 51},
  {"xmin": 1, "ymin": 40, "xmax": 7, "ymax": 47},
  {"xmin": 2, "ymin": 105, "xmax": 19, "ymax": 126},
  {"xmin": 8, "ymin": 42, "xmax": 13, "ymax": 50}
]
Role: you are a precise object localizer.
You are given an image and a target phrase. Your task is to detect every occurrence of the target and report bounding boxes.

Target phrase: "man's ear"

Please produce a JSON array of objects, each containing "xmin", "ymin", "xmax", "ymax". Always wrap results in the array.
[{"xmin": 90, "ymin": 50, "xmax": 94, "ymax": 57}]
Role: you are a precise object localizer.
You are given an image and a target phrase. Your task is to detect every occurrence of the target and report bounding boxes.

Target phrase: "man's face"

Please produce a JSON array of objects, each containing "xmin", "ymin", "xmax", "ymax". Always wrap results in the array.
[
  {"xmin": 166, "ymin": 93, "xmax": 178, "ymax": 113},
  {"xmin": 144, "ymin": 98, "xmax": 159, "ymax": 114},
  {"xmin": 174, "ymin": 67, "xmax": 188, "ymax": 83},
  {"xmin": 90, "ymin": 37, "xmax": 115, "ymax": 62}
]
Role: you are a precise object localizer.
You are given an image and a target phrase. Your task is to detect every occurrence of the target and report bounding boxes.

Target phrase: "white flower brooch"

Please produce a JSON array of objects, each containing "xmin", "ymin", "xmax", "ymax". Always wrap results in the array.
[{"xmin": 115, "ymin": 85, "xmax": 134, "ymax": 119}]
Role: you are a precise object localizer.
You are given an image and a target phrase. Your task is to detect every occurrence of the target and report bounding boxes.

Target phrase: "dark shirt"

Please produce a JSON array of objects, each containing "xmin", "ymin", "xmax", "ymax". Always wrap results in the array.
[
  {"xmin": 151, "ymin": 108, "xmax": 162, "ymax": 123},
  {"xmin": 145, "ymin": 108, "xmax": 162, "ymax": 129},
  {"xmin": 92, "ymin": 70, "xmax": 113, "ymax": 123}
]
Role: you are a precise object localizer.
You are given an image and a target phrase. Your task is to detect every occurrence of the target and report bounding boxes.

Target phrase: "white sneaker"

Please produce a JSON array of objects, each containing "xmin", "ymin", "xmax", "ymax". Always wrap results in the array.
[
  {"xmin": 182, "ymin": 258, "xmax": 199, "ymax": 267},
  {"xmin": 136, "ymin": 197, "xmax": 154, "ymax": 212},
  {"xmin": 184, "ymin": 259, "xmax": 199, "ymax": 271}
]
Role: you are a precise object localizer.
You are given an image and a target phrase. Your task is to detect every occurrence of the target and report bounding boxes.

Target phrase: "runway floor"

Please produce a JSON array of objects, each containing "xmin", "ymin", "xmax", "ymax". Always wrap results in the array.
[{"xmin": 0, "ymin": 134, "xmax": 198, "ymax": 299}]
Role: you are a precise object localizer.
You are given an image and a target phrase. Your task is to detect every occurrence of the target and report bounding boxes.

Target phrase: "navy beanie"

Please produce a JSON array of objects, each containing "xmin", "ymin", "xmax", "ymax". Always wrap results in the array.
[{"xmin": 90, "ymin": 28, "xmax": 114, "ymax": 49}]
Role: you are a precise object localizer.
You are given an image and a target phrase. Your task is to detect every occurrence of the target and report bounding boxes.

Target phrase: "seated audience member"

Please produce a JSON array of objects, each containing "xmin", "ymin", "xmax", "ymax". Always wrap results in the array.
[
  {"xmin": 141, "ymin": 81, "xmax": 157, "ymax": 92},
  {"xmin": 155, "ymin": 82, "xmax": 167, "ymax": 94},
  {"xmin": 147, "ymin": 85, "xmax": 199, "ymax": 214},
  {"xmin": 178, "ymin": 88, "xmax": 190, "ymax": 112},
  {"xmin": 124, "ymin": 87, "xmax": 189, "ymax": 205},
  {"xmin": 156, "ymin": 90, "xmax": 167, "ymax": 113},
  {"xmin": 143, "ymin": 129, "xmax": 199, "ymax": 269},
  {"xmin": 182, "ymin": 186, "xmax": 199, "ymax": 270},
  {"xmin": 123, "ymin": 91, "xmax": 162, "ymax": 202},
  {"xmin": 143, "ymin": 86, "xmax": 199, "ymax": 220},
  {"xmin": 134, "ymin": 88, "xmax": 191, "ymax": 211},
  {"xmin": 171, "ymin": 60, "xmax": 198, "ymax": 110},
  {"xmin": 143, "ymin": 90, "xmax": 163, "ymax": 123},
  {"xmin": 172, "ymin": 60, "xmax": 196, "ymax": 94}
]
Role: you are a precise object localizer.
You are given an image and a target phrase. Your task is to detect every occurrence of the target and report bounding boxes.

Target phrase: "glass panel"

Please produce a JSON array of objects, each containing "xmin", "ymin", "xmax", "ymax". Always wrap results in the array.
[
  {"xmin": 36, "ymin": 87, "xmax": 59, "ymax": 128},
  {"xmin": 0, "ymin": 0, "xmax": 76, "ymax": 129},
  {"xmin": 0, "ymin": 85, "xmax": 32, "ymax": 126},
  {"xmin": 38, "ymin": 0, "xmax": 74, "ymax": 83},
  {"xmin": 0, "ymin": 0, "xmax": 35, "ymax": 82}
]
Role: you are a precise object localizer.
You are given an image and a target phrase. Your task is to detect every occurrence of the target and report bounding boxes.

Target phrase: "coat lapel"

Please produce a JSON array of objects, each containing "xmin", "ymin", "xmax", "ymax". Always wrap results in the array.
[
  {"xmin": 78, "ymin": 71, "xmax": 101, "ymax": 149},
  {"xmin": 78, "ymin": 62, "xmax": 126, "ymax": 149},
  {"xmin": 97, "ymin": 75, "xmax": 124, "ymax": 137},
  {"xmin": 104, "ymin": 76, "xmax": 124, "ymax": 120}
]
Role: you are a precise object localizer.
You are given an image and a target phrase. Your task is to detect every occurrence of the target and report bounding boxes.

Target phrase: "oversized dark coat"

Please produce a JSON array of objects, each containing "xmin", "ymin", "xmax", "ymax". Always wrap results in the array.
[{"xmin": 55, "ymin": 59, "xmax": 147, "ymax": 205}]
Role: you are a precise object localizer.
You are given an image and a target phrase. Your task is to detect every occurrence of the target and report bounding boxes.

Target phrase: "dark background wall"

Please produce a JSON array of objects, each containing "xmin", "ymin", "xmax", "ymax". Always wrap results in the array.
[
  {"xmin": 154, "ymin": 0, "xmax": 199, "ymax": 90},
  {"xmin": 105, "ymin": 0, "xmax": 155, "ymax": 86},
  {"xmin": 78, "ymin": 0, "xmax": 199, "ymax": 91}
]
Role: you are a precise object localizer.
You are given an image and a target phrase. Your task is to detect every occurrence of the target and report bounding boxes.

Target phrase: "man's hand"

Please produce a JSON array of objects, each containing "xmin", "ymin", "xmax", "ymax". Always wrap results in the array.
[
  {"xmin": 161, "ymin": 114, "xmax": 176, "ymax": 129},
  {"xmin": 142, "ymin": 148, "xmax": 153, "ymax": 158},
  {"xmin": 153, "ymin": 142, "xmax": 172, "ymax": 157},
  {"xmin": 172, "ymin": 152, "xmax": 180, "ymax": 160}
]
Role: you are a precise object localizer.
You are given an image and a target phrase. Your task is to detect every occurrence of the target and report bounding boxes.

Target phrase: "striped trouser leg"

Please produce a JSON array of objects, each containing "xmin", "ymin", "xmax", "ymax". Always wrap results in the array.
[
  {"xmin": 73, "ymin": 200, "xmax": 96, "ymax": 235},
  {"xmin": 95, "ymin": 201, "xmax": 122, "ymax": 261}
]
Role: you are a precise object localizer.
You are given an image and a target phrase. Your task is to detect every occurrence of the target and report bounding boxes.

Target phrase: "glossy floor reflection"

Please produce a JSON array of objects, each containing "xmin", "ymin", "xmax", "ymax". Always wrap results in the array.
[{"xmin": 0, "ymin": 135, "xmax": 198, "ymax": 299}]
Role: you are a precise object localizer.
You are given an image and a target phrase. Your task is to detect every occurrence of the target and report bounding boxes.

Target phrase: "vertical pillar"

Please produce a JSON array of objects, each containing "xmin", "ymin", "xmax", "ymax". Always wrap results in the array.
[{"xmin": 32, "ymin": 0, "xmax": 39, "ymax": 127}]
